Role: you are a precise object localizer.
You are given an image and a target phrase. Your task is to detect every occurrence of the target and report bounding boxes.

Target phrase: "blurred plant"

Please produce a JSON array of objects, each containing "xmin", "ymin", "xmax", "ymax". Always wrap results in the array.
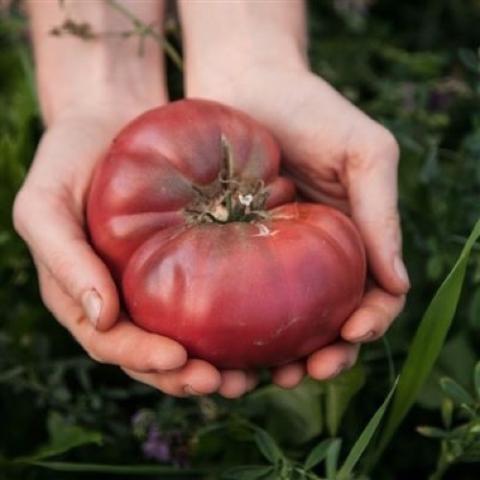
[
  {"xmin": 221, "ymin": 379, "xmax": 396, "ymax": 480},
  {"xmin": 49, "ymin": 0, "xmax": 183, "ymax": 67},
  {"xmin": 1, "ymin": 1, "xmax": 480, "ymax": 479},
  {"xmin": 418, "ymin": 362, "xmax": 480, "ymax": 479},
  {"xmin": 131, "ymin": 408, "xmax": 190, "ymax": 466},
  {"xmin": 333, "ymin": 0, "xmax": 374, "ymax": 32}
]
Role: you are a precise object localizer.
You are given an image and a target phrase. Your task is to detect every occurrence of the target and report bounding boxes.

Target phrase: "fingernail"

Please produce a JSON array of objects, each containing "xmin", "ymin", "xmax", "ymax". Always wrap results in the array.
[
  {"xmin": 184, "ymin": 385, "xmax": 201, "ymax": 396},
  {"xmin": 81, "ymin": 289, "xmax": 102, "ymax": 327},
  {"xmin": 349, "ymin": 329, "xmax": 376, "ymax": 343},
  {"xmin": 394, "ymin": 255, "xmax": 410, "ymax": 288}
]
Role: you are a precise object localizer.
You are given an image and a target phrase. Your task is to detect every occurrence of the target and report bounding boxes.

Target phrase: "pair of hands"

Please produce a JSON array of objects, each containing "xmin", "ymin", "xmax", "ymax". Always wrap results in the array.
[{"xmin": 13, "ymin": 58, "xmax": 409, "ymax": 398}]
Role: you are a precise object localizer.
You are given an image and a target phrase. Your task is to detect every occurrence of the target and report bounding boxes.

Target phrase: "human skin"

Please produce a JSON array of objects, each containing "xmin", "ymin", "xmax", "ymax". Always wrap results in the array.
[
  {"xmin": 14, "ymin": 0, "xmax": 409, "ymax": 399},
  {"xmin": 13, "ymin": 0, "xmax": 229, "ymax": 397},
  {"xmin": 175, "ymin": 0, "xmax": 410, "ymax": 389}
]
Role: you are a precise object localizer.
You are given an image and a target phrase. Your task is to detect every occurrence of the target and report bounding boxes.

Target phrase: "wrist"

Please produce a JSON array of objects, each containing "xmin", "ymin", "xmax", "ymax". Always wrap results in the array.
[
  {"xmin": 42, "ymin": 79, "xmax": 166, "ymax": 128},
  {"xmin": 179, "ymin": 0, "xmax": 308, "ymax": 98},
  {"xmin": 29, "ymin": 0, "xmax": 166, "ymax": 126},
  {"xmin": 185, "ymin": 41, "xmax": 308, "ymax": 99}
]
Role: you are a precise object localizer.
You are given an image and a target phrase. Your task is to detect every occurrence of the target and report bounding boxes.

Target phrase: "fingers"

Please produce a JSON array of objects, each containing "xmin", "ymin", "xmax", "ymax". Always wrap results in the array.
[
  {"xmin": 126, "ymin": 367, "xmax": 257, "ymax": 399},
  {"xmin": 13, "ymin": 191, "xmax": 119, "ymax": 330},
  {"xmin": 123, "ymin": 359, "xmax": 222, "ymax": 397},
  {"xmin": 36, "ymin": 263, "xmax": 187, "ymax": 371},
  {"xmin": 271, "ymin": 361, "xmax": 305, "ymax": 389},
  {"xmin": 218, "ymin": 370, "xmax": 258, "ymax": 398},
  {"xmin": 341, "ymin": 287, "xmax": 406, "ymax": 343},
  {"xmin": 307, "ymin": 342, "xmax": 360, "ymax": 381},
  {"xmin": 345, "ymin": 128, "xmax": 410, "ymax": 296}
]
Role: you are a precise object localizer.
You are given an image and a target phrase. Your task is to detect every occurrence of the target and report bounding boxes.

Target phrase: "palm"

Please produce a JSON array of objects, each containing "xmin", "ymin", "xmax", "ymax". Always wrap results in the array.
[{"xmin": 188, "ymin": 66, "xmax": 408, "ymax": 384}]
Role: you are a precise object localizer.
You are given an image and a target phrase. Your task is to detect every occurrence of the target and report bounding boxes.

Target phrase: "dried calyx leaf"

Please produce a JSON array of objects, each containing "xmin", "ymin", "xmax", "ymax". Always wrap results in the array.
[{"xmin": 185, "ymin": 135, "xmax": 270, "ymax": 225}]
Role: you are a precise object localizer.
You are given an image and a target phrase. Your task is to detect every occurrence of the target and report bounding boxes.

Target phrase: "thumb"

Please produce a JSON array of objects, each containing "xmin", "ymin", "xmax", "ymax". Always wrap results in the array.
[
  {"xmin": 346, "ymin": 131, "xmax": 410, "ymax": 295},
  {"xmin": 13, "ymin": 192, "xmax": 119, "ymax": 330}
]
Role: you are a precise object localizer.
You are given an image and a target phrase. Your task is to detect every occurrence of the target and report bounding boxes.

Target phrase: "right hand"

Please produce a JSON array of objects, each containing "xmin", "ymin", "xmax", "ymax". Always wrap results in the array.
[
  {"xmin": 13, "ymin": 108, "xmax": 257, "ymax": 397},
  {"xmin": 20, "ymin": 0, "xmax": 258, "ymax": 398}
]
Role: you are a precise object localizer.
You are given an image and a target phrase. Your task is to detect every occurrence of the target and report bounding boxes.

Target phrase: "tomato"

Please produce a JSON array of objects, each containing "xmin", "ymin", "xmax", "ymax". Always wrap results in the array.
[{"xmin": 87, "ymin": 99, "xmax": 366, "ymax": 369}]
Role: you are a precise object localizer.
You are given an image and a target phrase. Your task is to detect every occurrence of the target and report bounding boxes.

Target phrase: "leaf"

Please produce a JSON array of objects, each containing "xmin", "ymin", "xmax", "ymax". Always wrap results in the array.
[
  {"xmin": 382, "ymin": 336, "xmax": 396, "ymax": 386},
  {"xmin": 325, "ymin": 438, "xmax": 342, "ymax": 480},
  {"xmin": 0, "ymin": 366, "xmax": 24, "ymax": 383},
  {"xmin": 441, "ymin": 398, "xmax": 454, "ymax": 429},
  {"xmin": 325, "ymin": 363, "xmax": 365, "ymax": 436},
  {"xmin": 416, "ymin": 426, "xmax": 449, "ymax": 439},
  {"xmin": 253, "ymin": 429, "xmax": 284, "ymax": 465},
  {"xmin": 304, "ymin": 439, "xmax": 336, "ymax": 471},
  {"xmin": 25, "ymin": 461, "xmax": 205, "ymax": 476},
  {"xmin": 246, "ymin": 378, "xmax": 323, "ymax": 444},
  {"xmin": 223, "ymin": 465, "xmax": 275, "ymax": 480},
  {"xmin": 438, "ymin": 334, "xmax": 477, "ymax": 387},
  {"xmin": 337, "ymin": 379, "xmax": 398, "ymax": 480},
  {"xmin": 376, "ymin": 219, "xmax": 480, "ymax": 460},
  {"xmin": 440, "ymin": 377, "xmax": 475, "ymax": 406},
  {"xmin": 458, "ymin": 48, "xmax": 480, "ymax": 72},
  {"xmin": 16, "ymin": 412, "xmax": 102, "ymax": 462},
  {"xmin": 474, "ymin": 362, "xmax": 480, "ymax": 399}
]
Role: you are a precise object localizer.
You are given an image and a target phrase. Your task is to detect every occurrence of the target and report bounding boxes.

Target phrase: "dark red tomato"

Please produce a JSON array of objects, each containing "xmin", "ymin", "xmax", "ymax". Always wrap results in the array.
[{"xmin": 87, "ymin": 99, "xmax": 366, "ymax": 369}]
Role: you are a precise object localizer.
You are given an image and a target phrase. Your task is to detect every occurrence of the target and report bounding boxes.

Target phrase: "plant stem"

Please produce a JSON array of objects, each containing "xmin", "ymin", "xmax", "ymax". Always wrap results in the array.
[
  {"xmin": 429, "ymin": 462, "xmax": 450, "ymax": 480},
  {"xmin": 429, "ymin": 444, "xmax": 452, "ymax": 480},
  {"xmin": 104, "ymin": 0, "xmax": 183, "ymax": 71}
]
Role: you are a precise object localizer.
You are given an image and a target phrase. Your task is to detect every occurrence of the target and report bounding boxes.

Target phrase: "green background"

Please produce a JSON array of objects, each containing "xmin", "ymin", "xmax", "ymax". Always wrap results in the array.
[{"xmin": 1, "ymin": 1, "xmax": 480, "ymax": 478}]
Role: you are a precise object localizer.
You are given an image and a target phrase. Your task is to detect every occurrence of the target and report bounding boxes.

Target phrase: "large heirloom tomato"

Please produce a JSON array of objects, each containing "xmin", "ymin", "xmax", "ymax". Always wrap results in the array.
[{"xmin": 87, "ymin": 99, "xmax": 366, "ymax": 369}]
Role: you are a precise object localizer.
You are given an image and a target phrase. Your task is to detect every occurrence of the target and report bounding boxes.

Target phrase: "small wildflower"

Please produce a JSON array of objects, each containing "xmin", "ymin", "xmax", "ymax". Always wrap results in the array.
[{"xmin": 142, "ymin": 425, "xmax": 171, "ymax": 462}]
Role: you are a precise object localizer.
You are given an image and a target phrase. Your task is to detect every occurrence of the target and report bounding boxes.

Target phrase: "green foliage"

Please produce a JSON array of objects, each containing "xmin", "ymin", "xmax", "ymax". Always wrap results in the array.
[
  {"xmin": 417, "ymin": 362, "xmax": 480, "ymax": 479},
  {"xmin": 1, "ymin": 1, "xmax": 480, "ymax": 479},
  {"xmin": 325, "ymin": 365, "xmax": 366, "ymax": 437},
  {"xmin": 377, "ymin": 219, "xmax": 480, "ymax": 458},
  {"xmin": 26, "ymin": 412, "xmax": 103, "ymax": 461}
]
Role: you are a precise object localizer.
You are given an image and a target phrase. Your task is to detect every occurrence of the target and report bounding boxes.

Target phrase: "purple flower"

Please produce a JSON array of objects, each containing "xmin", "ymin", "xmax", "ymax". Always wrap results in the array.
[{"xmin": 142, "ymin": 426, "xmax": 172, "ymax": 462}]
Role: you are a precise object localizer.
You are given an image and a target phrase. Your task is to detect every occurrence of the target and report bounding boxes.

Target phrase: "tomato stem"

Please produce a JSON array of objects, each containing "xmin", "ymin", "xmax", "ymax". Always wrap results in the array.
[{"xmin": 185, "ymin": 136, "xmax": 269, "ymax": 225}]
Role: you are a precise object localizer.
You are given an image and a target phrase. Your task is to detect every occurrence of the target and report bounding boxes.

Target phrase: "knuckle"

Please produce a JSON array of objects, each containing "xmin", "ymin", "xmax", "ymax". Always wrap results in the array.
[
  {"xmin": 139, "ymin": 352, "xmax": 159, "ymax": 373},
  {"xmin": 12, "ymin": 189, "xmax": 31, "ymax": 236},
  {"xmin": 81, "ymin": 332, "xmax": 107, "ymax": 364},
  {"xmin": 348, "ymin": 127, "xmax": 400, "ymax": 171},
  {"xmin": 384, "ymin": 209, "xmax": 401, "ymax": 230},
  {"xmin": 36, "ymin": 268, "xmax": 61, "ymax": 317},
  {"xmin": 383, "ymin": 209, "xmax": 402, "ymax": 245},
  {"xmin": 48, "ymin": 243, "xmax": 88, "ymax": 300},
  {"xmin": 38, "ymin": 278, "xmax": 53, "ymax": 311},
  {"xmin": 85, "ymin": 343, "xmax": 107, "ymax": 364},
  {"xmin": 49, "ymin": 253, "xmax": 77, "ymax": 290},
  {"xmin": 378, "ymin": 128, "xmax": 400, "ymax": 163}
]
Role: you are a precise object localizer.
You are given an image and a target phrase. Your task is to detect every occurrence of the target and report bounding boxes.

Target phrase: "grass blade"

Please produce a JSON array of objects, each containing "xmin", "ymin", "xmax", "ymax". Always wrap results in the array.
[
  {"xmin": 337, "ymin": 379, "xmax": 398, "ymax": 480},
  {"xmin": 325, "ymin": 438, "xmax": 342, "ymax": 480},
  {"xmin": 253, "ymin": 428, "xmax": 285, "ymax": 464},
  {"xmin": 304, "ymin": 438, "xmax": 337, "ymax": 471},
  {"xmin": 325, "ymin": 364, "xmax": 365, "ymax": 436},
  {"xmin": 440, "ymin": 377, "xmax": 474, "ymax": 405},
  {"xmin": 375, "ymin": 219, "xmax": 480, "ymax": 461},
  {"xmin": 26, "ymin": 461, "xmax": 205, "ymax": 476},
  {"xmin": 474, "ymin": 361, "xmax": 480, "ymax": 399}
]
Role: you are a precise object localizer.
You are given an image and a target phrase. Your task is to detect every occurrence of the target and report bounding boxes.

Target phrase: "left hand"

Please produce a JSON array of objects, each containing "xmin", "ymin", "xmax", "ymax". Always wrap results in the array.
[{"xmin": 184, "ymin": 62, "xmax": 409, "ymax": 389}]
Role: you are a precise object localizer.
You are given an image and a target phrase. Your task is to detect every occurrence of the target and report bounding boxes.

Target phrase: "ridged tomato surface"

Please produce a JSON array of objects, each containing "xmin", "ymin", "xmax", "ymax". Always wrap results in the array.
[{"xmin": 87, "ymin": 99, "xmax": 366, "ymax": 368}]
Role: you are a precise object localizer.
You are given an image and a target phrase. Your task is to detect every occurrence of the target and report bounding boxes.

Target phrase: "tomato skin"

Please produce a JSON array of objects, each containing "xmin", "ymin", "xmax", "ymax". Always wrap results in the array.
[
  {"xmin": 87, "ymin": 99, "xmax": 366, "ymax": 369},
  {"xmin": 87, "ymin": 99, "xmax": 293, "ymax": 279},
  {"xmin": 123, "ymin": 203, "xmax": 365, "ymax": 368}
]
